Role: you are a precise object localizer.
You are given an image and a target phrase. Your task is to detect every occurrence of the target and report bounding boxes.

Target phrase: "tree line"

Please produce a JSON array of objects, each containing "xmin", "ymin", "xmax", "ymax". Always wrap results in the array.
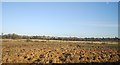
[{"xmin": 0, "ymin": 33, "xmax": 119, "ymax": 42}]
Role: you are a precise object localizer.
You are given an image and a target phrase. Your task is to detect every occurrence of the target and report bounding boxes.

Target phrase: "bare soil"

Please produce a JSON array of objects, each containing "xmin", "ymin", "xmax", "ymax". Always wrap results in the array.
[{"xmin": 2, "ymin": 40, "xmax": 120, "ymax": 63}]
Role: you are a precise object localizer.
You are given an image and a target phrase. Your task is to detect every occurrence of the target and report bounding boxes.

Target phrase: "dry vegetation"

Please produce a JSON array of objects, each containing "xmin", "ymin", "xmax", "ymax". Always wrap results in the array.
[{"xmin": 2, "ymin": 39, "xmax": 120, "ymax": 64}]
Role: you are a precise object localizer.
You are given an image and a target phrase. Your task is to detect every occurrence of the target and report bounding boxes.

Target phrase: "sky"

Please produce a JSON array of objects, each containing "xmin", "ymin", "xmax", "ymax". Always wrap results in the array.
[
  {"xmin": 2, "ymin": 2, "xmax": 118, "ymax": 38},
  {"xmin": 0, "ymin": 2, "xmax": 2, "ymax": 35},
  {"xmin": 1, "ymin": 0, "xmax": 120, "ymax": 2}
]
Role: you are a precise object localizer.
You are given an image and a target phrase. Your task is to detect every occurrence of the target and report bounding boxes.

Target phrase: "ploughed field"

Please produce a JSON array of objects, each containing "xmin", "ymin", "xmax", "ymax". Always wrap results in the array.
[{"xmin": 2, "ymin": 40, "xmax": 120, "ymax": 63}]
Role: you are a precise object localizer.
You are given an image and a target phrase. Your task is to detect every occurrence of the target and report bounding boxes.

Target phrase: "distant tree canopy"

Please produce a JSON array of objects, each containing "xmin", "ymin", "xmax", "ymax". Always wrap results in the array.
[
  {"xmin": 1, "ymin": 33, "xmax": 119, "ymax": 42},
  {"xmin": 2, "ymin": 33, "xmax": 22, "ymax": 39}
]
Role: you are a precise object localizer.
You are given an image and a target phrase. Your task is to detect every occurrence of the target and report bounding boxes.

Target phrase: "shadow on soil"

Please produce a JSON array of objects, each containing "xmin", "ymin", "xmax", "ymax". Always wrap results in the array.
[{"xmin": 1, "ymin": 61, "xmax": 120, "ymax": 65}]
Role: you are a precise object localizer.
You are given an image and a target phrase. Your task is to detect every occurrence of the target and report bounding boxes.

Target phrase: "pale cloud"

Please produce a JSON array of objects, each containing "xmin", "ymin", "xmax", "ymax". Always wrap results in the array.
[
  {"xmin": 89, "ymin": 23, "xmax": 118, "ymax": 28},
  {"xmin": 80, "ymin": 21, "xmax": 118, "ymax": 28}
]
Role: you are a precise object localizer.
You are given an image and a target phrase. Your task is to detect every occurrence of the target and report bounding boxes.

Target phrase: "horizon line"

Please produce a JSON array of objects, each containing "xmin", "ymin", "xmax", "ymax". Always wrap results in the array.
[{"xmin": 1, "ymin": 33, "xmax": 118, "ymax": 38}]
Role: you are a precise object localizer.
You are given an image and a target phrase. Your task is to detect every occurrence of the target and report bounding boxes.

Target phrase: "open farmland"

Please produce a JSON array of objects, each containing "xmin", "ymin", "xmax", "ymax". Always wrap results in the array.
[{"xmin": 2, "ymin": 39, "xmax": 120, "ymax": 64}]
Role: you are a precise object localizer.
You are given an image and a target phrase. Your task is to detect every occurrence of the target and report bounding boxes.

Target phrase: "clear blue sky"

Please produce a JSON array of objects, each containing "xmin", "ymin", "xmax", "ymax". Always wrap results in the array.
[
  {"xmin": 0, "ymin": 2, "xmax": 2, "ymax": 34},
  {"xmin": 1, "ymin": 0, "xmax": 120, "ymax": 2},
  {"xmin": 2, "ymin": 2, "xmax": 118, "ymax": 38}
]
